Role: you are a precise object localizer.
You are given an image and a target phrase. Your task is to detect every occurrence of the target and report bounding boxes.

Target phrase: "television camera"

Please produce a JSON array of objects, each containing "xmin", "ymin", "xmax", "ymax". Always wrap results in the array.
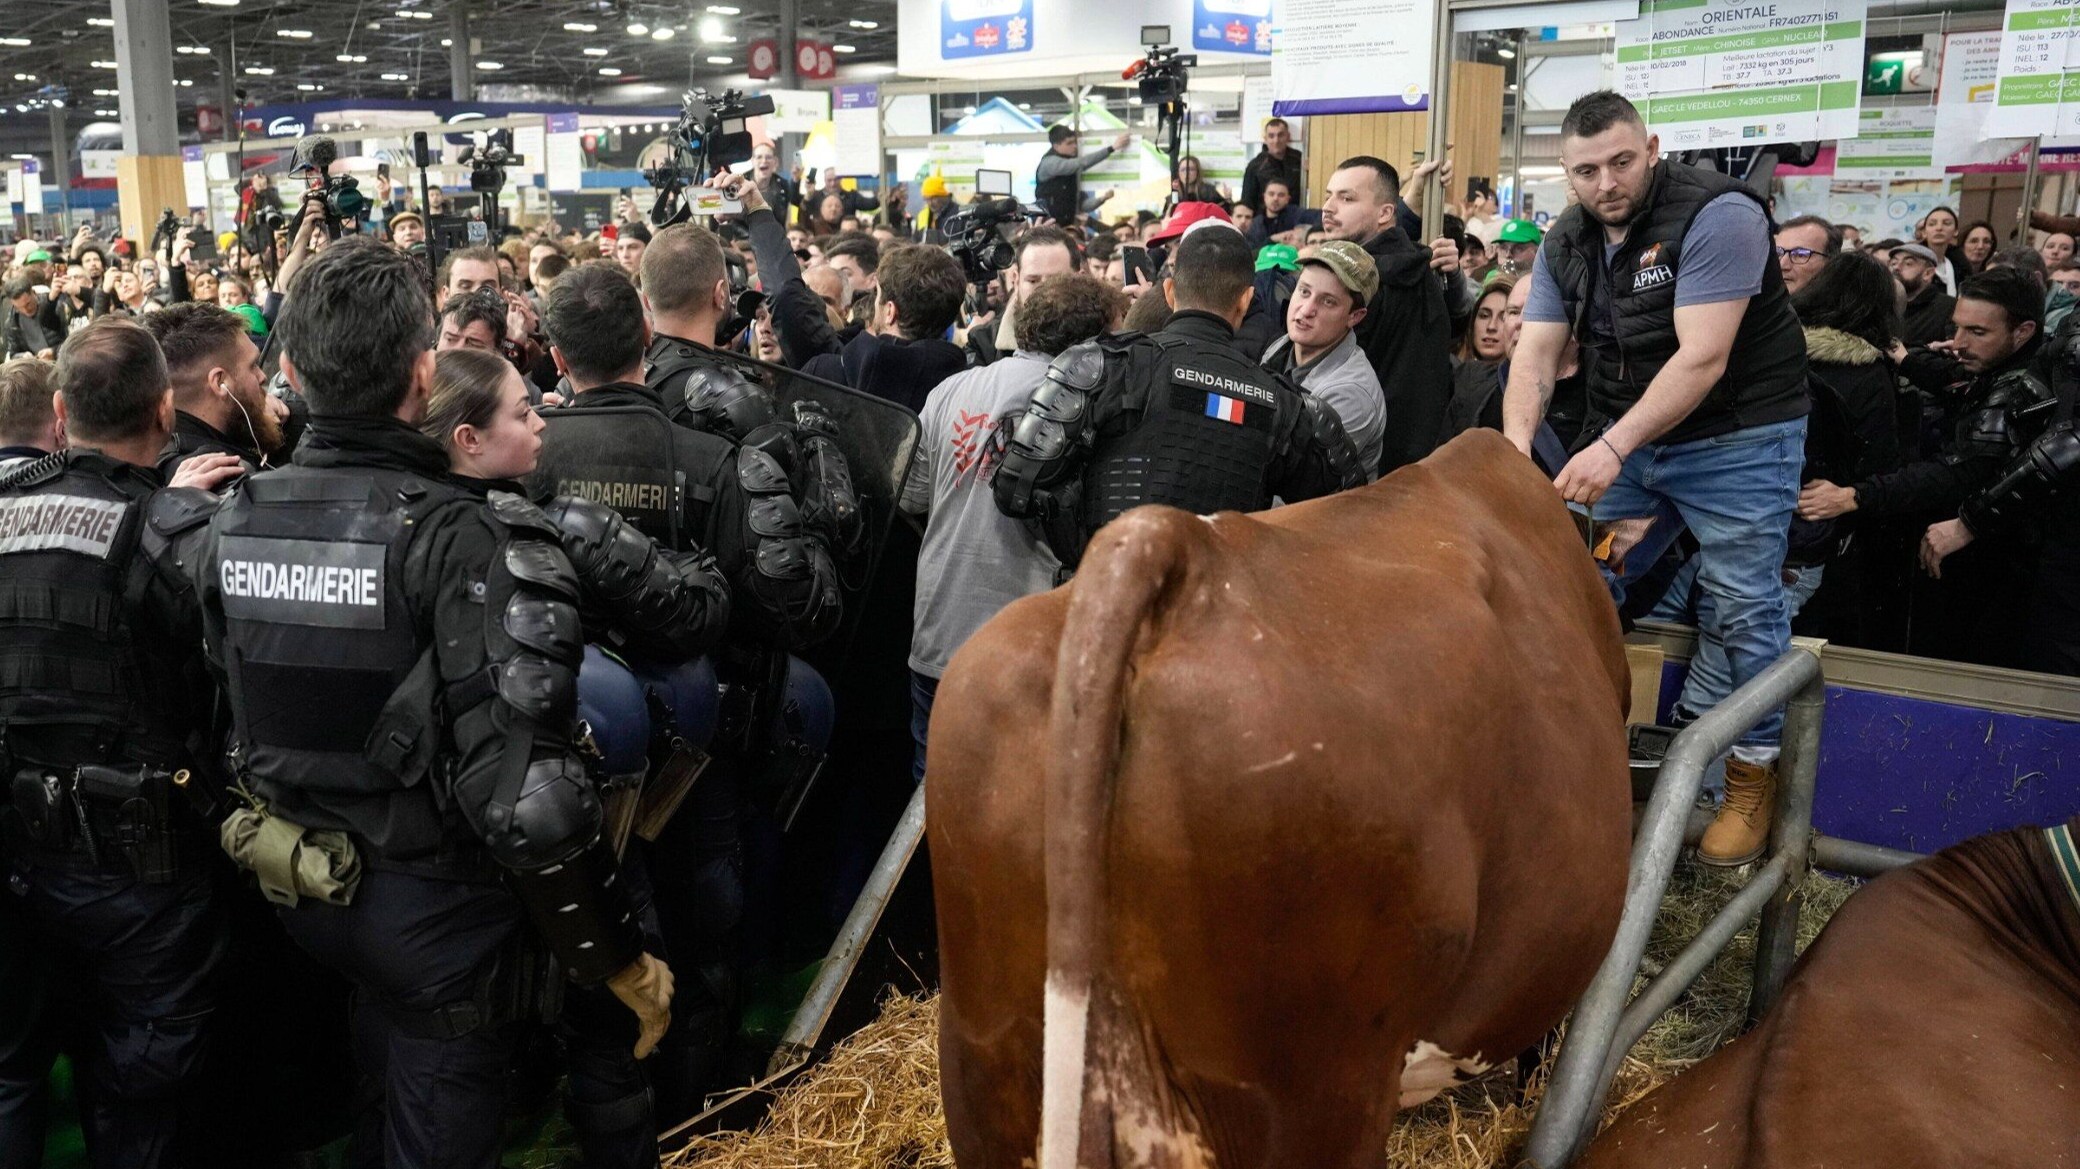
[
  {"xmin": 644, "ymin": 88, "xmax": 778, "ymax": 227},
  {"xmin": 1123, "ymin": 26, "xmax": 1197, "ymax": 206},
  {"xmin": 286, "ymin": 135, "xmax": 369, "ymax": 239},
  {"xmin": 939, "ymin": 169, "xmax": 1043, "ymax": 287}
]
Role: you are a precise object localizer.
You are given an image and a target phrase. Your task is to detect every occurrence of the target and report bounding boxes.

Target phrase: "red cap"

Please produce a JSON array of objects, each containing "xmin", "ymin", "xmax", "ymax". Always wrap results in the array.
[{"xmin": 1144, "ymin": 201, "xmax": 1233, "ymax": 245}]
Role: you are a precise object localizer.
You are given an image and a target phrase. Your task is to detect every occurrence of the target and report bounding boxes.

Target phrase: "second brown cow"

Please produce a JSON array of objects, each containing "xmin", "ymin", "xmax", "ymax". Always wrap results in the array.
[{"xmin": 927, "ymin": 432, "xmax": 1635, "ymax": 1169}]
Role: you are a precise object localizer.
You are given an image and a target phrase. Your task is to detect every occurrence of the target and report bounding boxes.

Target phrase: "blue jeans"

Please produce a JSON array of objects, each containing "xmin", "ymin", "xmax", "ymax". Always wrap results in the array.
[
  {"xmin": 1598, "ymin": 416, "xmax": 1806, "ymax": 751},
  {"xmin": 910, "ymin": 671, "xmax": 939, "ymax": 785}
]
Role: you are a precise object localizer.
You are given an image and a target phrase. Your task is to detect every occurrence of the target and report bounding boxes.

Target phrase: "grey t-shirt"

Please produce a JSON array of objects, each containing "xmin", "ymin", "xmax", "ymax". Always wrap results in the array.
[
  {"xmin": 1521, "ymin": 192, "xmax": 1769, "ymax": 333},
  {"xmin": 900, "ymin": 351, "xmax": 1062, "ymax": 678}
]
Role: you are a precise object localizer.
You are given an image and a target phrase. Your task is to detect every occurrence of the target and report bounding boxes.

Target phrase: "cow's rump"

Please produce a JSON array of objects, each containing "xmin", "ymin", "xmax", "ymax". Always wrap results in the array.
[{"xmin": 929, "ymin": 431, "xmax": 1634, "ymax": 1169}]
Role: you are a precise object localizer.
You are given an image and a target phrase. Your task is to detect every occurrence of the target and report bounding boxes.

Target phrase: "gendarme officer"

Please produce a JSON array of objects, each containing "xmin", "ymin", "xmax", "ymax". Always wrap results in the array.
[
  {"xmin": 160, "ymin": 238, "xmax": 675, "ymax": 1169},
  {"xmin": 0, "ymin": 318, "xmax": 245, "ymax": 1169},
  {"xmin": 994, "ymin": 223, "xmax": 1364, "ymax": 571}
]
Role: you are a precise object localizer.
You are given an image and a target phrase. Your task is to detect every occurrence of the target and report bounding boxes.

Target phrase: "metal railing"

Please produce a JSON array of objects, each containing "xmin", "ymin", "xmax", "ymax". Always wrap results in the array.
[{"xmin": 1517, "ymin": 647, "xmax": 1826, "ymax": 1168}]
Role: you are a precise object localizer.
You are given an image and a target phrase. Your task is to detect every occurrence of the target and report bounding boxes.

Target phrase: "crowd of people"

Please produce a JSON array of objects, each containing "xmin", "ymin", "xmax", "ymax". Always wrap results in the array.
[{"xmin": 0, "ymin": 86, "xmax": 2075, "ymax": 1169}]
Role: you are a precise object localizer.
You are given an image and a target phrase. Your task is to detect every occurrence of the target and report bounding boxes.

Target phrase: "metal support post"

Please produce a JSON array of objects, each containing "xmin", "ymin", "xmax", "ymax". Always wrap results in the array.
[
  {"xmin": 1747, "ymin": 668, "xmax": 1824, "ymax": 1024},
  {"xmin": 47, "ymin": 104, "xmax": 71, "ymax": 224},
  {"xmin": 2019, "ymin": 136, "xmax": 2042, "ymax": 244},
  {"xmin": 1421, "ymin": 0, "xmax": 1453, "ymax": 243},
  {"xmin": 449, "ymin": 0, "xmax": 473, "ymax": 101}
]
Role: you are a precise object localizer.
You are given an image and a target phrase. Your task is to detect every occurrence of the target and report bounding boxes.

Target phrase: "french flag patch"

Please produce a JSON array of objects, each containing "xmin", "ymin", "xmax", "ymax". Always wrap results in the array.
[{"xmin": 1205, "ymin": 393, "xmax": 1245, "ymax": 425}]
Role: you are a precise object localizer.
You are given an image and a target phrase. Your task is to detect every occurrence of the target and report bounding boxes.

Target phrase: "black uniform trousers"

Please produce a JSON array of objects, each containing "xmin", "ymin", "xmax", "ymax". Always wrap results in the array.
[
  {"xmin": 278, "ymin": 867, "xmax": 520, "ymax": 1169},
  {"xmin": 0, "ymin": 849, "xmax": 224, "ymax": 1169}
]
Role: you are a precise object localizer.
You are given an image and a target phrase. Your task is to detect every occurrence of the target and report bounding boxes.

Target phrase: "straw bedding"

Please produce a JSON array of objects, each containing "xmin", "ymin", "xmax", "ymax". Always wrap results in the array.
[{"xmin": 668, "ymin": 863, "xmax": 1858, "ymax": 1169}]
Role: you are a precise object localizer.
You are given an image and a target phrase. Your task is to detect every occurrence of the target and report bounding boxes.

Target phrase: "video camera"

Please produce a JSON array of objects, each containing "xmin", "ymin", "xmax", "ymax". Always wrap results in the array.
[
  {"xmin": 459, "ymin": 129, "xmax": 525, "ymax": 198},
  {"xmin": 1124, "ymin": 25, "xmax": 1196, "ymax": 105},
  {"xmin": 287, "ymin": 135, "xmax": 368, "ymax": 239},
  {"xmin": 644, "ymin": 88, "xmax": 778, "ymax": 227},
  {"xmin": 940, "ymin": 169, "xmax": 1043, "ymax": 286}
]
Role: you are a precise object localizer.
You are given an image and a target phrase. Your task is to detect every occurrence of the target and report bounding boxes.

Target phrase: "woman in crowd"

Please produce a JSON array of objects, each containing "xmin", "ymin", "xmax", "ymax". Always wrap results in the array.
[
  {"xmin": 1916, "ymin": 205, "xmax": 1963, "ymax": 294},
  {"xmin": 1441, "ymin": 274, "xmax": 1515, "ymax": 440},
  {"xmin": 1959, "ymin": 220, "xmax": 1999, "ymax": 275},
  {"xmin": 804, "ymin": 191, "xmax": 847, "ymax": 238},
  {"xmin": 1173, "ymin": 155, "xmax": 1228, "ymax": 207},
  {"xmin": 1454, "ymin": 274, "xmax": 1513, "ymax": 366}
]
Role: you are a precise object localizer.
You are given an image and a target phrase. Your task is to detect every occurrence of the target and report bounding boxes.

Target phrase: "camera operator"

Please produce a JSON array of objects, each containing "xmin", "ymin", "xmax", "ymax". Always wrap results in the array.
[
  {"xmin": 1035, "ymin": 126, "xmax": 1132, "ymax": 228},
  {"xmin": 722, "ymin": 170, "xmax": 968, "ymax": 410},
  {"xmin": 994, "ymin": 224, "xmax": 1366, "ymax": 572},
  {"xmin": 967, "ymin": 225, "xmax": 1082, "ymax": 369},
  {"xmin": 146, "ymin": 302, "xmax": 284, "ymax": 476},
  {"xmin": 154, "ymin": 238, "xmax": 676, "ymax": 1169},
  {"xmin": 0, "ymin": 318, "xmax": 244, "ymax": 1169}
]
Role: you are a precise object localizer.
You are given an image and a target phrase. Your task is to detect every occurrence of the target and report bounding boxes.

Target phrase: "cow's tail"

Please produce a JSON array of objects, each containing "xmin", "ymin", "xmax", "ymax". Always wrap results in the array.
[{"xmin": 1039, "ymin": 510, "xmax": 1196, "ymax": 1169}]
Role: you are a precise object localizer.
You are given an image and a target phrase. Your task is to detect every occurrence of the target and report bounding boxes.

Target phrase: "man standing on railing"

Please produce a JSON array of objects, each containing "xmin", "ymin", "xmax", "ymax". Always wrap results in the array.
[{"xmin": 1504, "ymin": 91, "xmax": 1810, "ymax": 867}]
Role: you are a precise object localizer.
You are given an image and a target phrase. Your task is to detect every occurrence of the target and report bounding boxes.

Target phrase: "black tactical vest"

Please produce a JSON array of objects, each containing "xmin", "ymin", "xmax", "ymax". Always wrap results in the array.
[
  {"xmin": 644, "ymin": 333, "xmax": 725, "ymax": 425},
  {"xmin": 1036, "ymin": 170, "xmax": 1079, "ymax": 228},
  {"xmin": 209, "ymin": 464, "xmax": 467, "ymax": 802},
  {"xmin": 1084, "ymin": 326, "xmax": 1299, "ymax": 533},
  {"xmin": 531, "ymin": 389, "xmax": 733, "ymax": 553},
  {"xmin": 0, "ymin": 454, "xmax": 184, "ymax": 768},
  {"xmin": 1539, "ymin": 160, "xmax": 1810, "ymax": 445}
]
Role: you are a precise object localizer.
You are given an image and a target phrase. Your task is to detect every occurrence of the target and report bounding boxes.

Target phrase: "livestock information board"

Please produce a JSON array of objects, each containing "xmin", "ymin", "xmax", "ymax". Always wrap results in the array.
[
  {"xmin": 1615, "ymin": 0, "xmax": 1866, "ymax": 151},
  {"xmin": 1985, "ymin": 0, "xmax": 2080, "ymax": 138},
  {"xmin": 1835, "ymin": 106, "xmax": 1942, "ymax": 180}
]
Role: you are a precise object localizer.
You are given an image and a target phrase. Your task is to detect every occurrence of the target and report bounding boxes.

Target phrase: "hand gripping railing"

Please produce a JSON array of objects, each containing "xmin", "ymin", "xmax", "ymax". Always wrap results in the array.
[{"xmin": 1517, "ymin": 646, "xmax": 1826, "ymax": 1168}]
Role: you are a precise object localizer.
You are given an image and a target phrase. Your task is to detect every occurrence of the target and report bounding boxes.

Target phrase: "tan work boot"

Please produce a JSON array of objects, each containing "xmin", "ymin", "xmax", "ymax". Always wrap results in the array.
[{"xmin": 1698, "ymin": 757, "xmax": 1778, "ymax": 867}]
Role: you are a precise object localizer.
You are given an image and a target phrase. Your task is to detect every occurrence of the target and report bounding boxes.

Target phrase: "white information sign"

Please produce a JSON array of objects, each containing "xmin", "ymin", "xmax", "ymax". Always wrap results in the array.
[
  {"xmin": 1933, "ymin": 31, "xmax": 2027, "ymax": 167},
  {"xmin": 1614, "ymin": 0, "xmax": 1866, "ymax": 150},
  {"xmin": 1271, "ymin": 0, "xmax": 1434, "ymax": 117},
  {"xmin": 763, "ymin": 89, "xmax": 832, "ymax": 134},
  {"xmin": 19, "ymin": 160, "xmax": 39, "ymax": 215},
  {"xmin": 1984, "ymin": 1, "xmax": 2080, "ymax": 138},
  {"xmin": 1835, "ymin": 106, "xmax": 1942, "ymax": 180},
  {"xmin": 832, "ymin": 85, "xmax": 884, "ymax": 178}
]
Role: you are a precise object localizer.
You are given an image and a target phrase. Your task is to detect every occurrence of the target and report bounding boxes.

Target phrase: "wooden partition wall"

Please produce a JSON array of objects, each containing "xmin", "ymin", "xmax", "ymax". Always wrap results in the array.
[{"xmin": 1300, "ymin": 61, "xmax": 1507, "ymax": 210}]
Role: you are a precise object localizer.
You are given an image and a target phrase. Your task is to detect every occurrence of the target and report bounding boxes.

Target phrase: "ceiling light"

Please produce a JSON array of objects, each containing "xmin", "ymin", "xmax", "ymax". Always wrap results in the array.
[
  {"xmin": 296, "ymin": 83, "xmax": 323, "ymax": 91},
  {"xmin": 598, "ymin": 66, "xmax": 623, "ymax": 75},
  {"xmin": 0, "ymin": 37, "xmax": 30, "ymax": 46},
  {"xmin": 12, "ymin": 73, "xmax": 32, "ymax": 81},
  {"xmin": 708, "ymin": 33, "xmax": 736, "ymax": 42},
  {"xmin": 336, "ymin": 53, "xmax": 368, "ymax": 62},
  {"xmin": 564, "ymin": 21, "xmax": 597, "ymax": 32},
  {"xmin": 88, "ymin": 17, "xmax": 115, "ymax": 27},
  {"xmin": 93, "ymin": 88, "xmax": 118, "ymax": 96},
  {"xmin": 440, "ymin": 38, "xmax": 451, "ymax": 45},
  {"xmin": 961, "ymin": 104, "xmax": 975, "ymax": 115},
  {"xmin": 626, "ymin": 21, "xmax": 648, "ymax": 35},
  {"xmin": 849, "ymin": 19, "xmax": 878, "ymax": 28},
  {"xmin": 92, "ymin": 60, "xmax": 120, "ymax": 69},
  {"xmin": 652, "ymin": 26, "xmax": 675, "ymax": 39},
  {"xmin": 178, "ymin": 79, "xmax": 194, "ymax": 86},
  {"xmin": 706, "ymin": 5, "xmax": 740, "ymax": 13},
  {"xmin": 381, "ymin": 72, "xmax": 410, "ymax": 80},
  {"xmin": 399, "ymin": 8, "xmax": 434, "ymax": 18},
  {"xmin": 244, "ymin": 65, "xmax": 275, "ymax": 75},
  {"xmin": 97, "ymin": 108, "xmax": 119, "ymax": 116},
  {"xmin": 178, "ymin": 45, "xmax": 211, "ymax": 54},
  {"xmin": 198, "ymin": 0, "xmax": 240, "ymax": 6},
  {"xmin": 477, "ymin": 60, "xmax": 503, "ymax": 69},
  {"xmin": 698, "ymin": 16, "xmax": 722, "ymax": 40},
  {"xmin": 705, "ymin": 55, "xmax": 731, "ymax": 64},
  {"xmin": 583, "ymin": 47, "xmax": 609, "ymax": 56},
  {"xmin": 833, "ymin": 43, "xmax": 855, "ymax": 52},
  {"xmin": 277, "ymin": 28, "xmax": 313, "ymax": 38},
  {"xmin": 1497, "ymin": 46, "xmax": 1516, "ymax": 58}
]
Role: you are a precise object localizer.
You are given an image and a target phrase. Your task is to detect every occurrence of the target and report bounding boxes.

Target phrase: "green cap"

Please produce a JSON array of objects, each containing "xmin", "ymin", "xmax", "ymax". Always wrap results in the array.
[
  {"xmin": 230, "ymin": 303, "xmax": 268, "ymax": 336},
  {"xmin": 1254, "ymin": 243, "xmax": 1299, "ymax": 273},
  {"xmin": 1495, "ymin": 218, "xmax": 1542, "ymax": 245},
  {"xmin": 23, "ymin": 249, "xmax": 51, "ymax": 263}
]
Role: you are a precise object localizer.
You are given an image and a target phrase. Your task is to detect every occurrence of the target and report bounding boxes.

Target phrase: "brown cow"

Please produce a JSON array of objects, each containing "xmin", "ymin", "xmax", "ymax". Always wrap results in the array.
[
  {"xmin": 927, "ymin": 431, "xmax": 1635, "ymax": 1169},
  {"xmin": 1579, "ymin": 815, "xmax": 2080, "ymax": 1169}
]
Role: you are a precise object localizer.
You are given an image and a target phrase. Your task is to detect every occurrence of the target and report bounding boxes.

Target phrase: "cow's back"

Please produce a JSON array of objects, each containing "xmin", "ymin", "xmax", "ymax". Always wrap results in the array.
[{"xmin": 931, "ymin": 431, "xmax": 1633, "ymax": 1169}]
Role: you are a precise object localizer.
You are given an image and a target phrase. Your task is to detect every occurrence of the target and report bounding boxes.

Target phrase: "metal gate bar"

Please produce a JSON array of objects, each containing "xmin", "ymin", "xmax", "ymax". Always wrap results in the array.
[{"xmin": 1518, "ymin": 647, "xmax": 1825, "ymax": 1168}]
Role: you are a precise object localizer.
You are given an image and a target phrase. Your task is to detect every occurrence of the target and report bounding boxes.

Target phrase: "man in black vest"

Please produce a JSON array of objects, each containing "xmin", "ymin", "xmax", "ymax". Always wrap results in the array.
[
  {"xmin": 1503, "ymin": 90, "xmax": 1811, "ymax": 868},
  {"xmin": 0, "ymin": 319, "xmax": 243, "ymax": 1169},
  {"xmin": 166, "ymin": 239, "xmax": 676, "ymax": 1169},
  {"xmin": 146, "ymin": 302, "xmax": 284, "ymax": 477},
  {"xmin": 994, "ymin": 224, "xmax": 1364, "ymax": 571}
]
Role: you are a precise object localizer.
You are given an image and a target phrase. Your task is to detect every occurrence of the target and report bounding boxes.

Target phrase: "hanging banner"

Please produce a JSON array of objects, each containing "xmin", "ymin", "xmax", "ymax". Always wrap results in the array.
[
  {"xmin": 1614, "ymin": 0, "xmax": 1866, "ymax": 151},
  {"xmin": 1835, "ymin": 106, "xmax": 1942, "ymax": 180},
  {"xmin": 1985, "ymin": 1, "xmax": 2080, "ymax": 138},
  {"xmin": 545, "ymin": 113, "xmax": 583, "ymax": 193},
  {"xmin": 1271, "ymin": 0, "xmax": 1435, "ymax": 116},
  {"xmin": 763, "ymin": 88, "xmax": 831, "ymax": 134},
  {"xmin": 1194, "ymin": 0, "xmax": 1271, "ymax": 56},
  {"xmin": 940, "ymin": 0, "xmax": 1034, "ymax": 60},
  {"xmin": 832, "ymin": 85, "xmax": 883, "ymax": 177}
]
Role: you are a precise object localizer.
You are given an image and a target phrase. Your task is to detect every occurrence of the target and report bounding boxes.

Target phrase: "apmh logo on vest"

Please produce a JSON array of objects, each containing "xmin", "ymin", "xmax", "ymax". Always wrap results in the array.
[{"xmin": 1633, "ymin": 243, "xmax": 1674, "ymax": 293}]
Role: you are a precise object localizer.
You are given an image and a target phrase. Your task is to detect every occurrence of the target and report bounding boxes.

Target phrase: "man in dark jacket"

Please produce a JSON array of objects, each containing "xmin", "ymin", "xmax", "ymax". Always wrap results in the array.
[
  {"xmin": 145, "ymin": 302, "xmax": 283, "ymax": 476},
  {"xmin": 1892, "ymin": 243, "xmax": 1956, "ymax": 348},
  {"xmin": 1315, "ymin": 155, "xmax": 1454, "ymax": 474},
  {"xmin": 1238, "ymin": 118, "xmax": 1304, "ymax": 215},
  {"xmin": 1505, "ymin": 91, "xmax": 1810, "ymax": 867}
]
